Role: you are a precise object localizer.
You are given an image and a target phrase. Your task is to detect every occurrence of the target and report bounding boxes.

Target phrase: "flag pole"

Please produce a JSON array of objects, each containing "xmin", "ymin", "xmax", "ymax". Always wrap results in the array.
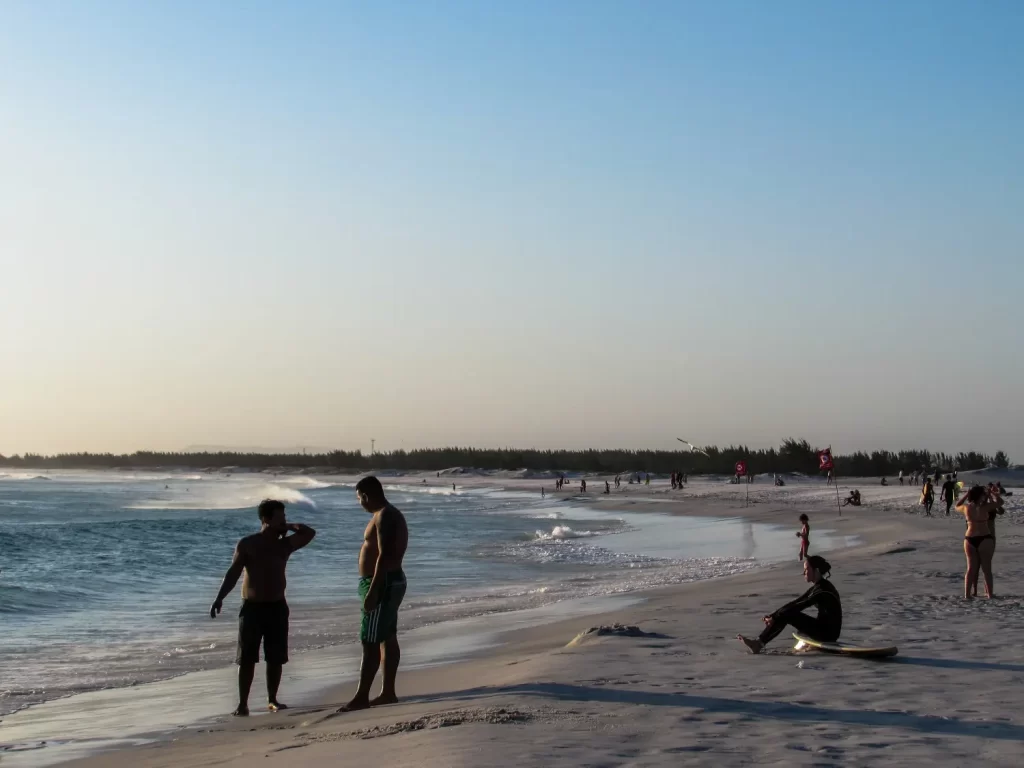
[{"xmin": 832, "ymin": 447, "xmax": 842, "ymax": 517}]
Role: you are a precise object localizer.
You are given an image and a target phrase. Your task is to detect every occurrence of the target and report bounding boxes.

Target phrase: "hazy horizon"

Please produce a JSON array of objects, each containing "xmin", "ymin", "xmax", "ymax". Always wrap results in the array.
[{"xmin": 3, "ymin": 2, "xmax": 1022, "ymax": 459}]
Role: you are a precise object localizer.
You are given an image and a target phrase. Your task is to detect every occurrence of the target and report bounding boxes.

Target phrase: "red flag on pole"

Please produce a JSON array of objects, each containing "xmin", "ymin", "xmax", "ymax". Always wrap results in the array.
[
  {"xmin": 817, "ymin": 448, "xmax": 834, "ymax": 472},
  {"xmin": 735, "ymin": 460, "xmax": 748, "ymax": 477}
]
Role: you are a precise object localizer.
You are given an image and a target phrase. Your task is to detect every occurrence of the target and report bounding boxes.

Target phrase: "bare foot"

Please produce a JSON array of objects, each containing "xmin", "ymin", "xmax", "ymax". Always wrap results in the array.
[
  {"xmin": 232, "ymin": 705, "xmax": 250, "ymax": 717},
  {"xmin": 737, "ymin": 635, "xmax": 763, "ymax": 654},
  {"xmin": 369, "ymin": 693, "xmax": 399, "ymax": 707},
  {"xmin": 336, "ymin": 698, "xmax": 370, "ymax": 713},
  {"xmin": 268, "ymin": 701, "xmax": 288, "ymax": 713}
]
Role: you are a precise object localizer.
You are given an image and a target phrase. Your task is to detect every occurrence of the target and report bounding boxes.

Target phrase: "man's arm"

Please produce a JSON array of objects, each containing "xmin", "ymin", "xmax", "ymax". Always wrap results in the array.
[
  {"xmin": 363, "ymin": 510, "xmax": 395, "ymax": 612},
  {"xmin": 284, "ymin": 523, "xmax": 316, "ymax": 552},
  {"xmin": 210, "ymin": 543, "xmax": 245, "ymax": 619}
]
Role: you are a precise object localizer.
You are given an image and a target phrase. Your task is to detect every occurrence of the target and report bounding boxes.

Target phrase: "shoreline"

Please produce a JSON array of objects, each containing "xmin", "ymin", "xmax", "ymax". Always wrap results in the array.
[
  {"xmin": 0, "ymin": 481, "xmax": 855, "ymax": 764},
  {"xmin": 6, "ymin": 478, "xmax": 1023, "ymax": 767}
]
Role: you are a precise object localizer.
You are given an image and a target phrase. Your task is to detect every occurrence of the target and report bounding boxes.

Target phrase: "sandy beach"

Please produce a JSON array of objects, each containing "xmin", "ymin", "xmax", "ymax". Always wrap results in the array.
[{"xmin": 9, "ymin": 473, "xmax": 1013, "ymax": 768}]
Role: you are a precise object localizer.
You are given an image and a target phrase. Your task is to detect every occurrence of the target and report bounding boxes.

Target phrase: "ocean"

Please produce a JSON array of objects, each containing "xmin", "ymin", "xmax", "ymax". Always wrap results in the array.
[{"xmin": 0, "ymin": 470, "xmax": 854, "ymax": 763}]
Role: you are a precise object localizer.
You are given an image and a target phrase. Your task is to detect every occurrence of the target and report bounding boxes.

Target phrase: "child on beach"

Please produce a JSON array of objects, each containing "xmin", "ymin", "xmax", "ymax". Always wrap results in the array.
[{"xmin": 796, "ymin": 514, "xmax": 810, "ymax": 561}]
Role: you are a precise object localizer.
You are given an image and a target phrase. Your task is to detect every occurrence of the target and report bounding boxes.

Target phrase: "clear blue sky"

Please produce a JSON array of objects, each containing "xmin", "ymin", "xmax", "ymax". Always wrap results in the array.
[{"xmin": 2, "ymin": 1, "xmax": 1022, "ymax": 459}]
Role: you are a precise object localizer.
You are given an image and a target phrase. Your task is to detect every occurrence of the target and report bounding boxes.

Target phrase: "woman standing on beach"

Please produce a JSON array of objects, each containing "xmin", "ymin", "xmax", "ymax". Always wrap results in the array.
[
  {"xmin": 956, "ymin": 486, "xmax": 1002, "ymax": 599},
  {"xmin": 968, "ymin": 485, "xmax": 1005, "ymax": 597},
  {"xmin": 796, "ymin": 514, "xmax": 810, "ymax": 561}
]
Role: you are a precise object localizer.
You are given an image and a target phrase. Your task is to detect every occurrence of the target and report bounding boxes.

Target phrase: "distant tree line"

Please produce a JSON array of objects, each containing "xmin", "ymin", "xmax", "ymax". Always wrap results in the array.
[{"xmin": 0, "ymin": 440, "xmax": 1011, "ymax": 477}]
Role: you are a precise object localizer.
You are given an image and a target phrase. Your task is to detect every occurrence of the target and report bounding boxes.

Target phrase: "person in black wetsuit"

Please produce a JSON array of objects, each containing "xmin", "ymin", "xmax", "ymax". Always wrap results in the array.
[
  {"xmin": 940, "ymin": 475, "xmax": 957, "ymax": 516},
  {"xmin": 737, "ymin": 555, "xmax": 841, "ymax": 654}
]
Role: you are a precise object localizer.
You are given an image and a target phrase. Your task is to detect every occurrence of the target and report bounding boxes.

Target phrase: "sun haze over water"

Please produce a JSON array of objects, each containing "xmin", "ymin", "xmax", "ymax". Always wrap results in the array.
[{"xmin": 2, "ymin": 1, "xmax": 1021, "ymax": 457}]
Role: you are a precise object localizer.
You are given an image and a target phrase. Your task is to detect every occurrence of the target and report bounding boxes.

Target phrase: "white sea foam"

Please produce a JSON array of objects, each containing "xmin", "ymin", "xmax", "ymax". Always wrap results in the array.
[
  {"xmin": 125, "ymin": 483, "xmax": 317, "ymax": 511},
  {"xmin": 534, "ymin": 525, "xmax": 595, "ymax": 540},
  {"xmin": 278, "ymin": 477, "xmax": 336, "ymax": 490}
]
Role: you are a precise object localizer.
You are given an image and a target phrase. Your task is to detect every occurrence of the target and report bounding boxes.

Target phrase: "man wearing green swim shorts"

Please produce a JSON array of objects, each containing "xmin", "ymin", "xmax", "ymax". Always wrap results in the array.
[{"xmin": 339, "ymin": 476, "xmax": 409, "ymax": 712}]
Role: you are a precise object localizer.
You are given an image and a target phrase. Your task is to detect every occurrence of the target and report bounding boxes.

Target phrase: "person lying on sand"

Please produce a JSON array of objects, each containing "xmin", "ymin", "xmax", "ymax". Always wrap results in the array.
[{"xmin": 738, "ymin": 555, "xmax": 841, "ymax": 654}]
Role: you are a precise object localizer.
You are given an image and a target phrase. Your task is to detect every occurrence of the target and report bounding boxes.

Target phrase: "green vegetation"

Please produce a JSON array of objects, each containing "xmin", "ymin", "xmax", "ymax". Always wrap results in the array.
[{"xmin": 0, "ymin": 439, "xmax": 1008, "ymax": 476}]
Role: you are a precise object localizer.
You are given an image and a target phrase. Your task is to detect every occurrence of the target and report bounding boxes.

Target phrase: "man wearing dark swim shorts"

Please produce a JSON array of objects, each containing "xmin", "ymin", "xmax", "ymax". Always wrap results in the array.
[
  {"xmin": 339, "ymin": 476, "xmax": 409, "ymax": 712},
  {"xmin": 210, "ymin": 499, "xmax": 315, "ymax": 716}
]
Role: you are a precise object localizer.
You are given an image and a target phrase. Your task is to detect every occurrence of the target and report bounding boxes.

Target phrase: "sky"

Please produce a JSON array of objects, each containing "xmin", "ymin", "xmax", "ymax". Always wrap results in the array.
[{"xmin": 1, "ymin": 1, "xmax": 1022, "ymax": 459}]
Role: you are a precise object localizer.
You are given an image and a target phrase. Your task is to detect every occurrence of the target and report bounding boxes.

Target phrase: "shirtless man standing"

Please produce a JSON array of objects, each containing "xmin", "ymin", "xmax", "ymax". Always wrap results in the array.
[
  {"xmin": 340, "ymin": 476, "xmax": 409, "ymax": 711},
  {"xmin": 210, "ymin": 499, "xmax": 316, "ymax": 716}
]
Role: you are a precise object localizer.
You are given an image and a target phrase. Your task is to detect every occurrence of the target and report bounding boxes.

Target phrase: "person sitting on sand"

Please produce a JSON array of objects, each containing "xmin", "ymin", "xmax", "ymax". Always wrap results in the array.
[
  {"xmin": 880, "ymin": 477, "xmax": 888, "ymax": 486},
  {"xmin": 210, "ymin": 499, "xmax": 316, "ymax": 716},
  {"xmin": 841, "ymin": 489, "xmax": 861, "ymax": 507},
  {"xmin": 956, "ymin": 485, "xmax": 1002, "ymax": 600},
  {"xmin": 738, "ymin": 555, "xmax": 841, "ymax": 654}
]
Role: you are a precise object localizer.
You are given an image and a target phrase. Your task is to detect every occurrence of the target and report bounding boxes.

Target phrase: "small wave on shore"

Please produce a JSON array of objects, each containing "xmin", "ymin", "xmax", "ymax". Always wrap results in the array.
[
  {"xmin": 125, "ymin": 483, "xmax": 318, "ymax": 511},
  {"xmin": 533, "ymin": 525, "xmax": 595, "ymax": 540}
]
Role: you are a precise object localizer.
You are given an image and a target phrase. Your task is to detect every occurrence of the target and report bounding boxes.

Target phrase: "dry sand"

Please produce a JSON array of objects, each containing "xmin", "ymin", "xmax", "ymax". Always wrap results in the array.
[{"xmin": 48, "ymin": 477, "xmax": 1024, "ymax": 766}]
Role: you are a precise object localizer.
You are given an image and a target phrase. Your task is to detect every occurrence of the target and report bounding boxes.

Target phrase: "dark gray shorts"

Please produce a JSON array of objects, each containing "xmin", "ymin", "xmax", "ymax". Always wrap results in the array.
[{"xmin": 236, "ymin": 600, "xmax": 289, "ymax": 665}]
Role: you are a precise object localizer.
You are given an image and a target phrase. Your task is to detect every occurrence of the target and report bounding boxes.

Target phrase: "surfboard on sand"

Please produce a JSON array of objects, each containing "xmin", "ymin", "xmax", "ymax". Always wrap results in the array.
[{"xmin": 793, "ymin": 633, "xmax": 898, "ymax": 658}]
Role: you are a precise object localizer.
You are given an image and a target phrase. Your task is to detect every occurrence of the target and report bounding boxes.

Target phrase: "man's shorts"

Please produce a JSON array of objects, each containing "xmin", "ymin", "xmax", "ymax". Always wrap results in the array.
[
  {"xmin": 360, "ymin": 570, "xmax": 407, "ymax": 644},
  {"xmin": 236, "ymin": 600, "xmax": 289, "ymax": 665}
]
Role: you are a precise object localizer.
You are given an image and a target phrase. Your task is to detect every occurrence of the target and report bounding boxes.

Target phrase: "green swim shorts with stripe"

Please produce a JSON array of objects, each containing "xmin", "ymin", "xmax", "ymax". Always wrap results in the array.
[{"xmin": 359, "ymin": 569, "xmax": 407, "ymax": 644}]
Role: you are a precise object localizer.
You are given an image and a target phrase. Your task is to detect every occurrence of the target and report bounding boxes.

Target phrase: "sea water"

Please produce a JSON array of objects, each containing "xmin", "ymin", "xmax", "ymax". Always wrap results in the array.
[{"xmin": 0, "ymin": 470, "xmax": 855, "ymax": 762}]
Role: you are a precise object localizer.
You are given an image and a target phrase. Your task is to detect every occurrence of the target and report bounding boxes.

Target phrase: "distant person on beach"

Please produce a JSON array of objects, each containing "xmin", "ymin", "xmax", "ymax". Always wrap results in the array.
[
  {"xmin": 604, "ymin": 481, "xmax": 610, "ymax": 494},
  {"xmin": 826, "ymin": 470, "xmax": 833, "ymax": 486},
  {"xmin": 921, "ymin": 478, "xmax": 935, "ymax": 516},
  {"xmin": 941, "ymin": 475, "xmax": 957, "ymax": 516},
  {"xmin": 738, "ymin": 555, "xmax": 841, "ymax": 654},
  {"xmin": 957, "ymin": 485, "xmax": 1002, "ymax": 599},
  {"xmin": 541, "ymin": 487, "xmax": 545, "ymax": 498},
  {"xmin": 210, "ymin": 499, "xmax": 316, "ymax": 716},
  {"xmin": 796, "ymin": 514, "xmax": 810, "ymax": 561},
  {"xmin": 899, "ymin": 470, "xmax": 904, "ymax": 486},
  {"xmin": 880, "ymin": 477, "xmax": 888, "ymax": 486},
  {"xmin": 842, "ymin": 489, "xmax": 861, "ymax": 507},
  {"xmin": 580, "ymin": 478, "xmax": 587, "ymax": 493},
  {"xmin": 340, "ymin": 476, "xmax": 409, "ymax": 712},
  {"xmin": 645, "ymin": 473, "xmax": 650, "ymax": 486}
]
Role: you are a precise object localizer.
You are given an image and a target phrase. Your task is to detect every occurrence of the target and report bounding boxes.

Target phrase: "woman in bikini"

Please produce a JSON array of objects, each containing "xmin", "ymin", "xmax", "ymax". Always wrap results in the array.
[
  {"xmin": 956, "ymin": 485, "xmax": 1002, "ymax": 599},
  {"xmin": 796, "ymin": 514, "xmax": 810, "ymax": 561},
  {"xmin": 968, "ymin": 485, "xmax": 1006, "ymax": 597}
]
